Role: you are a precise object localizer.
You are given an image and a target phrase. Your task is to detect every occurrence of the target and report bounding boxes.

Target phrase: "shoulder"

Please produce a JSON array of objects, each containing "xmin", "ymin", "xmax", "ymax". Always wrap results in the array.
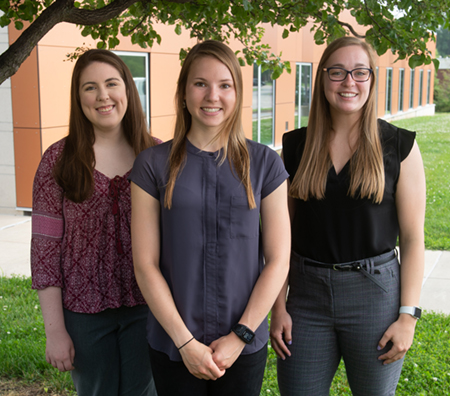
[
  {"xmin": 378, "ymin": 119, "xmax": 416, "ymax": 161},
  {"xmin": 246, "ymin": 139, "xmax": 282, "ymax": 164},
  {"xmin": 133, "ymin": 139, "xmax": 172, "ymax": 176},
  {"xmin": 38, "ymin": 138, "xmax": 66, "ymax": 170},
  {"xmin": 282, "ymin": 127, "xmax": 307, "ymax": 149},
  {"xmin": 137, "ymin": 139, "xmax": 172, "ymax": 162},
  {"xmin": 44, "ymin": 138, "xmax": 66, "ymax": 157}
]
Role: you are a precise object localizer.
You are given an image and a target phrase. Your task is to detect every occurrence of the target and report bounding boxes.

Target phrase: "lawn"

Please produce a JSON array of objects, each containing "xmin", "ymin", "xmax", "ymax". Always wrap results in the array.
[
  {"xmin": 1, "ymin": 113, "xmax": 450, "ymax": 395},
  {"xmin": 391, "ymin": 115, "xmax": 450, "ymax": 250}
]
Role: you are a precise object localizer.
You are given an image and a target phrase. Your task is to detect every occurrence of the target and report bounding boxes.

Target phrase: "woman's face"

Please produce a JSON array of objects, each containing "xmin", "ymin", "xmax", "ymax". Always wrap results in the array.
[
  {"xmin": 323, "ymin": 45, "xmax": 372, "ymax": 119},
  {"xmin": 79, "ymin": 61, "xmax": 128, "ymax": 136},
  {"xmin": 184, "ymin": 56, "xmax": 237, "ymax": 135}
]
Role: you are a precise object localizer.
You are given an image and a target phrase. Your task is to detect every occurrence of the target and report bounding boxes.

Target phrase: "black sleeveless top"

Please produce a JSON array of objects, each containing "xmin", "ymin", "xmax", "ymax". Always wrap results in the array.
[{"xmin": 282, "ymin": 119, "xmax": 416, "ymax": 263}]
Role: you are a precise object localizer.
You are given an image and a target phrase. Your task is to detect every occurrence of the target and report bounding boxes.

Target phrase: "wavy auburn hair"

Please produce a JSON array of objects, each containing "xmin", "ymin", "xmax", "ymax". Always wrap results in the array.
[
  {"xmin": 290, "ymin": 36, "xmax": 385, "ymax": 203},
  {"xmin": 53, "ymin": 49, "xmax": 154, "ymax": 202},
  {"xmin": 164, "ymin": 40, "xmax": 256, "ymax": 209}
]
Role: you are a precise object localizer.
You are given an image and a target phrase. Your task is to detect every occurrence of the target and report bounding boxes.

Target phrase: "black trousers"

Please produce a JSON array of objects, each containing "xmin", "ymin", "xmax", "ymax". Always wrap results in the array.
[{"xmin": 149, "ymin": 344, "xmax": 268, "ymax": 396}]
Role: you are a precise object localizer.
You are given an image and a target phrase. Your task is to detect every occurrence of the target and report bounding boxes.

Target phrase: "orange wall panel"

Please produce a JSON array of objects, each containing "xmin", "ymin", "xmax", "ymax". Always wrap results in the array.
[
  {"xmin": 14, "ymin": 128, "xmax": 41, "ymax": 208},
  {"xmin": 150, "ymin": 115, "xmax": 176, "ymax": 142},
  {"xmin": 41, "ymin": 127, "xmax": 68, "ymax": 154},
  {"xmin": 10, "ymin": 49, "xmax": 40, "ymax": 129},
  {"xmin": 275, "ymin": 104, "xmax": 295, "ymax": 147},
  {"xmin": 150, "ymin": 53, "xmax": 181, "ymax": 118},
  {"xmin": 38, "ymin": 46, "xmax": 74, "ymax": 129}
]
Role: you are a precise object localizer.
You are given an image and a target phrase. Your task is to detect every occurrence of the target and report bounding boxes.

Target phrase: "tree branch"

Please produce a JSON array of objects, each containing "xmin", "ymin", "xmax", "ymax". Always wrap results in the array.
[
  {"xmin": 363, "ymin": 0, "xmax": 396, "ymax": 46},
  {"xmin": 0, "ymin": 0, "xmax": 196, "ymax": 84},
  {"xmin": 0, "ymin": 0, "xmax": 75, "ymax": 84},
  {"xmin": 336, "ymin": 20, "xmax": 365, "ymax": 39}
]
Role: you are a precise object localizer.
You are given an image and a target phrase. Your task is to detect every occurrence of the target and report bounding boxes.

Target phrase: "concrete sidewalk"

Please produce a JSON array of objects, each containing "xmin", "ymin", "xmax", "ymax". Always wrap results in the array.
[{"xmin": 0, "ymin": 214, "xmax": 449, "ymax": 314}]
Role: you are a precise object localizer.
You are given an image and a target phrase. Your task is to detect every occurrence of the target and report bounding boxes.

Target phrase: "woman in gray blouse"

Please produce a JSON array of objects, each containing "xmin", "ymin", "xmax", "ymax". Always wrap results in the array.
[{"xmin": 129, "ymin": 40, "xmax": 291, "ymax": 395}]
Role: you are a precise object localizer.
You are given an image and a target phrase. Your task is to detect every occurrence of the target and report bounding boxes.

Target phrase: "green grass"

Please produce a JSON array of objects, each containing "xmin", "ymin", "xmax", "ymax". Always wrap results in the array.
[
  {"xmin": 0, "ymin": 276, "xmax": 75, "ymax": 395},
  {"xmin": 253, "ymin": 117, "xmax": 274, "ymax": 145},
  {"xmin": 1, "ymin": 276, "xmax": 449, "ymax": 395},
  {"xmin": 391, "ymin": 114, "xmax": 450, "ymax": 250}
]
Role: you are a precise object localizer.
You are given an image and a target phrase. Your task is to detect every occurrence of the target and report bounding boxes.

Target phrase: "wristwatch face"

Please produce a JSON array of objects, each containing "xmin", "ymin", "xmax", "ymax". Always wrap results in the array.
[
  {"xmin": 232, "ymin": 324, "xmax": 255, "ymax": 344},
  {"xmin": 242, "ymin": 329, "xmax": 254, "ymax": 343},
  {"xmin": 413, "ymin": 307, "xmax": 422, "ymax": 319}
]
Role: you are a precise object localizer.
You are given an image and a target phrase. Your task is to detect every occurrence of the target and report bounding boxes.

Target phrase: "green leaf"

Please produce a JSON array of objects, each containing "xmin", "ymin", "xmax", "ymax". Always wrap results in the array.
[
  {"xmin": 271, "ymin": 67, "xmax": 282, "ymax": 80},
  {"xmin": 175, "ymin": 24, "xmax": 182, "ymax": 35},
  {"xmin": 432, "ymin": 58, "xmax": 440, "ymax": 71},
  {"xmin": 408, "ymin": 54, "xmax": 425, "ymax": 69},
  {"xmin": 282, "ymin": 28, "xmax": 289, "ymax": 39},
  {"xmin": 14, "ymin": 20, "xmax": 23, "ymax": 30}
]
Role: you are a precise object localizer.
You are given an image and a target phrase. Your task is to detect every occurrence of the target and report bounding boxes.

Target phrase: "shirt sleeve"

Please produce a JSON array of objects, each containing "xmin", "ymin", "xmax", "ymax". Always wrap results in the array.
[
  {"xmin": 31, "ymin": 142, "xmax": 65, "ymax": 290},
  {"xmin": 129, "ymin": 146, "xmax": 162, "ymax": 200},
  {"xmin": 398, "ymin": 127, "xmax": 416, "ymax": 162},
  {"xmin": 260, "ymin": 146, "xmax": 289, "ymax": 199}
]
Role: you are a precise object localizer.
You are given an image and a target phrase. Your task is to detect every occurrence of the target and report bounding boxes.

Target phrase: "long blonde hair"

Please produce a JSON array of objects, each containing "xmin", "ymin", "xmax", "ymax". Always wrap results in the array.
[
  {"xmin": 290, "ymin": 37, "xmax": 384, "ymax": 203},
  {"xmin": 164, "ymin": 40, "xmax": 256, "ymax": 209}
]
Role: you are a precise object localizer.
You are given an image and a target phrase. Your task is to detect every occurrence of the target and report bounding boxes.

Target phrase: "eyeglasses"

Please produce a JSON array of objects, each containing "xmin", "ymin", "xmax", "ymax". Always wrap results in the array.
[{"xmin": 323, "ymin": 67, "xmax": 373, "ymax": 82}]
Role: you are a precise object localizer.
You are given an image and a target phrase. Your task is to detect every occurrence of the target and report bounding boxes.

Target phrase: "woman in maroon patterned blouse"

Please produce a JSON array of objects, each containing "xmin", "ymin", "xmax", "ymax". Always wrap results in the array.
[{"xmin": 31, "ymin": 50, "xmax": 159, "ymax": 396}]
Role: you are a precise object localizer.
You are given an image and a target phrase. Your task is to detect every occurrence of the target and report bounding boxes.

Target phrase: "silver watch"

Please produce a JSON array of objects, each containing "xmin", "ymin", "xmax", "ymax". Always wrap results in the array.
[{"xmin": 399, "ymin": 306, "xmax": 422, "ymax": 319}]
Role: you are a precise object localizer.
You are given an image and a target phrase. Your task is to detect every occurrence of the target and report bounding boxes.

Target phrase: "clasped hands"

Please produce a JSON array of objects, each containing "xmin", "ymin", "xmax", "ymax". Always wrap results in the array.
[{"xmin": 179, "ymin": 332, "xmax": 246, "ymax": 381}]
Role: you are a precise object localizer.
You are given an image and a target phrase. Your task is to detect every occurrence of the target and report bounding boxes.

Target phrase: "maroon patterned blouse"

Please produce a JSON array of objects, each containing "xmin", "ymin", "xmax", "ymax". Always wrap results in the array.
[{"xmin": 31, "ymin": 137, "xmax": 161, "ymax": 314}]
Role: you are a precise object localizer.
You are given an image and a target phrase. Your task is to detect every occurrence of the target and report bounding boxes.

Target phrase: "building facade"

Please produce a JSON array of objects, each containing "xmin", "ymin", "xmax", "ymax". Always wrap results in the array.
[{"xmin": 1, "ymin": 14, "xmax": 436, "ymax": 213}]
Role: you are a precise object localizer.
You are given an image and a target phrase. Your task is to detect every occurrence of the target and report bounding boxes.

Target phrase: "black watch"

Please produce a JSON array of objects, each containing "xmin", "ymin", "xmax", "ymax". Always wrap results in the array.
[{"xmin": 231, "ymin": 324, "xmax": 255, "ymax": 344}]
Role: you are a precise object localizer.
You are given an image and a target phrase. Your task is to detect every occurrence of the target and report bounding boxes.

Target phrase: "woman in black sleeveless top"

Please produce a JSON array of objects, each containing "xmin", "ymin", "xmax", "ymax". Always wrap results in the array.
[{"xmin": 270, "ymin": 37, "xmax": 426, "ymax": 395}]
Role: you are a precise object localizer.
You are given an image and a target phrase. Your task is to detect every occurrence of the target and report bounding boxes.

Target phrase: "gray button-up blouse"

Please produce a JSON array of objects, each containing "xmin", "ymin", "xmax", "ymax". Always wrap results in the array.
[{"xmin": 130, "ymin": 138, "xmax": 288, "ymax": 361}]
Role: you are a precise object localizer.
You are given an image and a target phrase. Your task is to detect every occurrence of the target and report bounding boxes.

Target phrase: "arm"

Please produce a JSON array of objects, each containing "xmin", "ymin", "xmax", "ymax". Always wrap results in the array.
[
  {"xmin": 378, "ymin": 141, "xmax": 426, "ymax": 364},
  {"xmin": 210, "ymin": 180, "xmax": 291, "ymax": 369},
  {"xmin": 269, "ymin": 178, "xmax": 296, "ymax": 359},
  {"xmin": 31, "ymin": 142, "xmax": 73, "ymax": 371},
  {"xmin": 38, "ymin": 287, "xmax": 75, "ymax": 371},
  {"xmin": 130, "ymin": 182, "xmax": 224, "ymax": 380}
]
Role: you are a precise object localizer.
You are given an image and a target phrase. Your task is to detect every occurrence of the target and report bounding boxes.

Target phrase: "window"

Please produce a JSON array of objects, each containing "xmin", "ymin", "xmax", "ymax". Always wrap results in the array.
[
  {"xmin": 398, "ymin": 69, "xmax": 405, "ymax": 112},
  {"xmin": 252, "ymin": 63, "xmax": 275, "ymax": 145},
  {"xmin": 295, "ymin": 63, "xmax": 312, "ymax": 128},
  {"xmin": 409, "ymin": 69, "xmax": 415, "ymax": 109},
  {"xmin": 115, "ymin": 51, "xmax": 150, "ymax": 124},
  {"xmin": 427, "ymin": 70, "xmax": 431, "ymax": 104},
  {"xmin": 385, "ymin": 68, "xmax": 393, "ymax": 114},
  {"xmin": 419, "ymin": 69, "xmax": 424, "ymax": 107}
]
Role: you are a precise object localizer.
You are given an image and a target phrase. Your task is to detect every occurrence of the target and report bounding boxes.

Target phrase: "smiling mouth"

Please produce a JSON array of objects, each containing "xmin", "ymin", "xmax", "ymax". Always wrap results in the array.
[
  {"xmin": 202, "ymin": 107, "xmax": 221, "ymax": 113},
  {"xmin": 339, "ymin": 93, "xmax": 357, "ymax": 98},
  {"xmin": 97, "ymin": 105, "xmax": 114, "ymax": 113}
]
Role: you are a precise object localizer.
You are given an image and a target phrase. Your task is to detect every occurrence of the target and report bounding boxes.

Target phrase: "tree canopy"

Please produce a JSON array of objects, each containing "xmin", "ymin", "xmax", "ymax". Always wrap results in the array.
[{"xmin": 0, "ymin": 0, "xmax": 446, "ymax": 85}]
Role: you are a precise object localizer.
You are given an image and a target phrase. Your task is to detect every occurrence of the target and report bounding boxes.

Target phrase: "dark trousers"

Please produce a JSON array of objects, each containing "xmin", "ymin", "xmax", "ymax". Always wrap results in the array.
[
  {"xmin": 278, "ymin": 251, "xmax": 403, "ymax": 396},
  {"xmin": 64, "ymin": 305, "xmax": 157, "ymax": 396},
  {"xmin": 149, "ymin": 343, "xmax": 267, "ymax": 396}
]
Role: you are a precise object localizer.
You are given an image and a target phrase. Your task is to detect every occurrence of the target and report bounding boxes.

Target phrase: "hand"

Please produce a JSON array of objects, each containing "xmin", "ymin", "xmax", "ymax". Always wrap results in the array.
[
  {"xmin": 45, "ymin": 329, "xmax": 75, "ymax": 372},
  {"xmin": 179, "ymin": 339, "xmax": 225, "ymax": 380},
  {"xmin": 269, "ymin": 308, "xmax": 292, "ymax": 360},
  {"xmin": 377, "ymin": 314, "xmax": 417, "ymax": 365},
  {"xmin": 210, "ymin": 332, "xmax": 246, "ymax": 370}
]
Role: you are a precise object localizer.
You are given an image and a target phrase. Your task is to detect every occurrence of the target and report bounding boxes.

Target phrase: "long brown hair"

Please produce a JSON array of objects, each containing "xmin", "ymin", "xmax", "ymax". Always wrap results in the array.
[
  {"xmin": 53, "ymin": 49, "xmax": 154, "ymax": 202},
  {"xmin": 290, "ymin": 37, "xmax": 384, "ymax": 203},
  {"xmin": 164, "ymin": 40, "xmax": 256, "ymax": 209}
]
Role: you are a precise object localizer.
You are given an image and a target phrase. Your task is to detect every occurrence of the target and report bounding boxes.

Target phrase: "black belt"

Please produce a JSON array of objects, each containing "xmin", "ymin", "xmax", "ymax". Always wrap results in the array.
[{"xmin": 302, "ymin": 250, "xmax": 397, "ymax": 293}]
